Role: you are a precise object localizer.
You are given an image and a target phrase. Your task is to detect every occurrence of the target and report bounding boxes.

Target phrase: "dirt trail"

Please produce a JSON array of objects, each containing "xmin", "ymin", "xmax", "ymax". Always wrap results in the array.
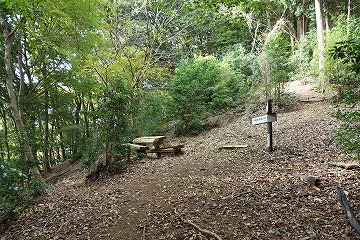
[
  {"xmin": 285, "ymin": 79, "xmax": 325, "ymax": 102},
  {"xmin": 2, "ymin": 85, "xmax": 359, "ymax": 240}
]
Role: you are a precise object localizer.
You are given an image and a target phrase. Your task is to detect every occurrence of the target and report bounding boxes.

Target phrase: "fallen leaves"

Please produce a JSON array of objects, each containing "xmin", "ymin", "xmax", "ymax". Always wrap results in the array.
[{"xmin": 2, "ymin": 101, "xmax": 360, "ymax": 239}]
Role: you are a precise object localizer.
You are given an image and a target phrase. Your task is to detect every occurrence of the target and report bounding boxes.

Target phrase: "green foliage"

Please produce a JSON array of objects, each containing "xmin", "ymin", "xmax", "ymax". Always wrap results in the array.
[
  {"xmin": 334, "ymin": 111, "xmax": 360, "ymax": 157},
  {"xmin": 221, "ymin": 43, "xmax": 259, "ymax": 84},
  {"xmin": 80, "ymin": 141, "xmax": 102, "ymax": 171},
  {"xmin": 260, "ymin": 31, "xmax": 292, "ymax": 104},
  {"xmin": 80, "ymin": 80, "xmax": 132, "ymax": 171},
  {"xmin": 135, "ymin": 90, "xmax": 172, "ymax": 136},
  {"xmin": 289, "ymin": 31, "xmax": 317, "ymax": 80},
  {"xmin": 170, "ymin": 55, "xmax": 244, "ymax": 135},
  {"xmin": 0, "ymin": 158, "xmax": 46, "ymax": 217},
  {"xmin": 329, "ymin": 17, "xmax": 360, "ymax": 158}
]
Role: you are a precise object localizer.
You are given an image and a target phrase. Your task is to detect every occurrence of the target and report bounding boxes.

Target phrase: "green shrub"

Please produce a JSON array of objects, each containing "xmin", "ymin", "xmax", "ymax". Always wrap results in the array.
[
  {"xmin": 289, "ymin": 31, "xmax": 317, "ymax": 80},
  {"xmin": 262, "ymin": 31, "xmax": 292, "ymax": 103},
  {"xmin": 221, "ymin": 43, "xmax": 258, "ymax": 81},
  {"xmin": 0, "ymin": 158, "xmax": 46, "ymax": 219},
  {"xmin": 81, "ymin": 81, "xmax": 132, "ymax": 172},
  {"xmin": 324, "ymin": 16, "xmax": 358, "ymax": 93},
  {"xmin": 221, "ymin": 44, "xmax": 258, "ymax": 103},
  {"xmin": 169, "ymin": 55, "xmax": 241, "ymax": 135},
  {"xmin": 135, "ymin": 89, "xmax": 172, "ymax": 136},
  {"xmin": 330, "ymin": 17, "xmax": 360, "ymax": 159}
]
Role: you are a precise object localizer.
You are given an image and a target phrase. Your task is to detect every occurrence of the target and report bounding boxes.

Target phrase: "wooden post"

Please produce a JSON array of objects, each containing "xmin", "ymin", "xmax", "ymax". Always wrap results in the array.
[
  {"xmin": 251, "ymin": 100, "xmax": 276, "ymax": 152},
  {"xmin": 266, "ymin": 100, "xmax": 273, "ymax": 153}
]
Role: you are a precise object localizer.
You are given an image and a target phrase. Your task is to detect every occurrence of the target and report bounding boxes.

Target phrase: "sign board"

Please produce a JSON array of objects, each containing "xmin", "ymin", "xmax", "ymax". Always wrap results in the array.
[{"xmin": 251, "ymin": 113, "xmax": 277, "ymax": 125}]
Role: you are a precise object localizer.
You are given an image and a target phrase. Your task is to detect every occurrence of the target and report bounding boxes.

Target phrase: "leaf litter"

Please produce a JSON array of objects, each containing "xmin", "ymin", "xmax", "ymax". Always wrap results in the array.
[{"xmin": 2, "ymin": 101, "xmax": 360, "ymax": 240}]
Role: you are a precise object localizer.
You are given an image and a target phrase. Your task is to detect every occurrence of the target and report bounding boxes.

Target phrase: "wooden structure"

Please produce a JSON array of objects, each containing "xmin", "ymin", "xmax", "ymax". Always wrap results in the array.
[
  {"xmin": 127, "ymin": 136, "xmax": 184, "ymax": 158},
  {"xmin": 251, "ymin": 100, "xmax": 277, "ymax": 153}
]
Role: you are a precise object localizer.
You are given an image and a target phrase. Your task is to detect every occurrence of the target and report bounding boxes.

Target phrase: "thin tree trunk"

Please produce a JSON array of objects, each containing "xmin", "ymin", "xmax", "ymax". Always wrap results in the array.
[
  {"xmin": 314, "ymin": 0, "xmax": 325, "ymax": 93},
  {"xmin": 56, "ymin": 120, "xmax": 67, "ymax": 161},
  {"xmin": 82, "ymin": 95, "xmax": 90, "ymax": 140},
  {"xmin": 0, "ymin": 13, "xmax": 42, "ymax": 178},
  {"xmin": 44, "ymin": 89, "xmax": 51, "ymax": 172},
  {"xmin": 0, "ymin": 105, "xmax": 11, "ymax": 161},
  {"xmin": 266, "ymin": 9, "xmax": 272, "ymax": 31},
  {"xmin": 347, "ymin": 0, "xmax": 352, "ymax": 34},
  {"xmin": 73, "ymin": 96, "xmax": 82, "ymax": 158},
  {"xmin": 17, "ymin": 40, "xmax": 26, "ymax": 107}
]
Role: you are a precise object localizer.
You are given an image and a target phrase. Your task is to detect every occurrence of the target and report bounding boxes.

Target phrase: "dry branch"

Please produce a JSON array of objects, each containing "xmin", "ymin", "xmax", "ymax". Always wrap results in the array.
[
  {"xmin": 329, "ymin": 162, "xmax": 360, "ymax": 170},
  {"xmin": 174, "ymin": 209, "xmax": 223, "ymax": 240},
  {"xmin": 338, "ymin": 187, "xmax": 360, "ymax": 235}
]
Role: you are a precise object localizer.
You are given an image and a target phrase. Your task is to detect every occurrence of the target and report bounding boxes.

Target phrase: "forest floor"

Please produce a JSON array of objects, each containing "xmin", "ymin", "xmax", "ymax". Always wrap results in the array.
[{"xmin": 2, "ymin": 80, "xmax": 360, "ymax": 240}]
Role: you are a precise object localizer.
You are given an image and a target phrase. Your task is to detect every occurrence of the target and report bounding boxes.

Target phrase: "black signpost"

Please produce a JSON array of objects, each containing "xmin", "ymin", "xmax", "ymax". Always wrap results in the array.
[{"xmin": 251, "ymin": 100, "xmax": 277, "ymax": 152}]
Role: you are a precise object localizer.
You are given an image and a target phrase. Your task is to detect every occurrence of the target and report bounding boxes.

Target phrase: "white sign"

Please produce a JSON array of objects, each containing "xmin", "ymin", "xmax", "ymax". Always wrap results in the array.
[{"xmin": 251, "ymin": 114, "xmax": 277, "ymax": 125}]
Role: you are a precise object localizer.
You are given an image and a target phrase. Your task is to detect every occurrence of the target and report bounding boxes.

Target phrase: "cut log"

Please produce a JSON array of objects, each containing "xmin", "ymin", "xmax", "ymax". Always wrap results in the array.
[
  {"xmin": 338, "ymin": 187, "xmax": 360, "ymax": 235},
  {"xmin": 218, "ymin": 145, "xmax": 248, "ymax": 150},
  {"xmin": 329, "ymin": 162, "xmax": 360, "ymax": 170}
]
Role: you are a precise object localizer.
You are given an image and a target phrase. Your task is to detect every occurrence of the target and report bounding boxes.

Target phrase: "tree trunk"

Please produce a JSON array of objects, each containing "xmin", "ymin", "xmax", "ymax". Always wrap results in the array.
[
  {"xmin": 297, "ymin": 16, "xmax": 309, "ymax": 39},
  {"xmin": 82, "ymin": 95, "xmax": 90, "ymax": 140},
  {"xmin": 266, "ymin": 9, "xmax": 272, "ymax": 31},
  {"xmin": 323, "ymin": 5, "xmax": 331, "ymax": 31},
  {"xmin": 56, "ymin": 120, "xmax": 67, "ymax": 161},
  {"xmin": 314, "ymin": 0, "xmax": 325, "ymax": 92},
  {"xmin": 347, "ymin": 0, "xmax": 352, "ymax": 34},
  {"xmin": 0, "ymin": 13, "xmax": 42, "ymax": 178},
  {"xmin": 347, "ymin": 0, "xmax": 351, "ymax": 21},
  {"xmin": 0, "ymin": 105, "xmax": 11, "ymax": 161},
  {"xmin": 44, "ymin": 89, "xmax": 51, "ymax": 172}
]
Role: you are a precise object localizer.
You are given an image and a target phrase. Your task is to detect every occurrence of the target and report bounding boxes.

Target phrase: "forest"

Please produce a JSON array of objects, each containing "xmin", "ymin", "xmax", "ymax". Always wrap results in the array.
[{"xmin": 1, "ymin": 0, "xmax": 360, "ymax": 238}]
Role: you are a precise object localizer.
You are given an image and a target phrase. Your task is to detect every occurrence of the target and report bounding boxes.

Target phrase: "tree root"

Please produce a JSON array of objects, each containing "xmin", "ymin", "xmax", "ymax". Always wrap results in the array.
[
  {"xmin": 338, "ymin": 187, "xmax": 360, "ymax": 235},
  {"xmin": 175, "ymin": 209, "xmax": 223, "ymax": 240},
  {"xmin": 291, "ymin": 173, "xmax": 321, "ymax": 187},
  {"xmin": 329, "ymin": 162, "xmax": 360, "ymax": 170}
]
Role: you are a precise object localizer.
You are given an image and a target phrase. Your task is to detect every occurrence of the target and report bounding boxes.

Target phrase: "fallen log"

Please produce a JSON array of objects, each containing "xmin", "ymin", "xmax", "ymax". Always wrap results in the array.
[
  {"xmin": 338, "ymin": 187, "xmax": 360, "ymax": 235},
  {"xmin": 329, "ymin": 162, "xmax": 360, "ymax": 170}
]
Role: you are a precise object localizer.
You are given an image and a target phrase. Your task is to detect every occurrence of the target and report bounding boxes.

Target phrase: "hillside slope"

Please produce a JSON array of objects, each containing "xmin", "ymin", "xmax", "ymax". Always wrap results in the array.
[{"xmin": 2, "ymin": 90, "xmax": 360, "ymax": 239}]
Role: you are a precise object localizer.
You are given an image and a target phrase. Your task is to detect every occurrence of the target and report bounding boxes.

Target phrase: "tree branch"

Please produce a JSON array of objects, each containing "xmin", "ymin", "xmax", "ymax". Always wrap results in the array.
[{"xmin": 174, "ymin": 209, "xmax": 223, "ymax": 240}]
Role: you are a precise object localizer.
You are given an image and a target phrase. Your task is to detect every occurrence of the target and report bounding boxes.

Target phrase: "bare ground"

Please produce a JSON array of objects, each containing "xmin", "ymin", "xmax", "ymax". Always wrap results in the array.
[{"xmin": 2, "ymin": 85, "xmax": 360, "ymax": 240}]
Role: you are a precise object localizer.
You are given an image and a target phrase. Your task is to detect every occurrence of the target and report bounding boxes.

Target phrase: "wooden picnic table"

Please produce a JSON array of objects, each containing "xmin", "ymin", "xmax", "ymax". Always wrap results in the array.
[
  {"xmin": 133, "ymin": 136, "xmax": 165, "ymax": 158},
  {"xmin": 127, "ymin": 136, "xmax": 183, "ymax": 158}
]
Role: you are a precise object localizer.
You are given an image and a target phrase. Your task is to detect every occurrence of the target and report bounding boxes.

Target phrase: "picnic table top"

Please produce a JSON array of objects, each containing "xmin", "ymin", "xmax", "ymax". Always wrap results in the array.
[{"xmin": 133, "ymin": 136, "xmax": 166, "ymax": 145}]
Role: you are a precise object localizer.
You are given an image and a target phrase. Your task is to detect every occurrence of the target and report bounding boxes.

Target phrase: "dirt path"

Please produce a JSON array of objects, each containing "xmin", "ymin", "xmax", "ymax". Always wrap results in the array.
[
  {"xmin": 285, "ymin": 79, "xmax": 325, "ymax": 102},
  {"xmin": 2, "ymin": 91, "xmax": 360, "ymax": 239}
]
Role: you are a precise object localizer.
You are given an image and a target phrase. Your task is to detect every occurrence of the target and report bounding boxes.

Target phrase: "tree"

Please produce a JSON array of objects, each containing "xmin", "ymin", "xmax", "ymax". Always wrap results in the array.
[
  {"xmin": 0, "ymin": 0, "xmax": 105, "ymax": 217},
  {"xmin": 170, "ymin": 56, "xmax": 240, "ymax": 135},
  {"xmin": 330, "ymin": 24, "xmax": 360, "ymax": 158},
  {"xmin": 0, "ymin": 10, "xmax": 40, "ymax": 176},
  {"xmin": 315, "ymin": 0, "xmax": 326, "ymax": 92}
]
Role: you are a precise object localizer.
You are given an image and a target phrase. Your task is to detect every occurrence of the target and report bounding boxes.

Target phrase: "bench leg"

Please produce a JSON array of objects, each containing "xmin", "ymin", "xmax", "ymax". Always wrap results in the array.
[{"xmin": 155, "ymin": 146, "xmax": 161, "ymax": 158}]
